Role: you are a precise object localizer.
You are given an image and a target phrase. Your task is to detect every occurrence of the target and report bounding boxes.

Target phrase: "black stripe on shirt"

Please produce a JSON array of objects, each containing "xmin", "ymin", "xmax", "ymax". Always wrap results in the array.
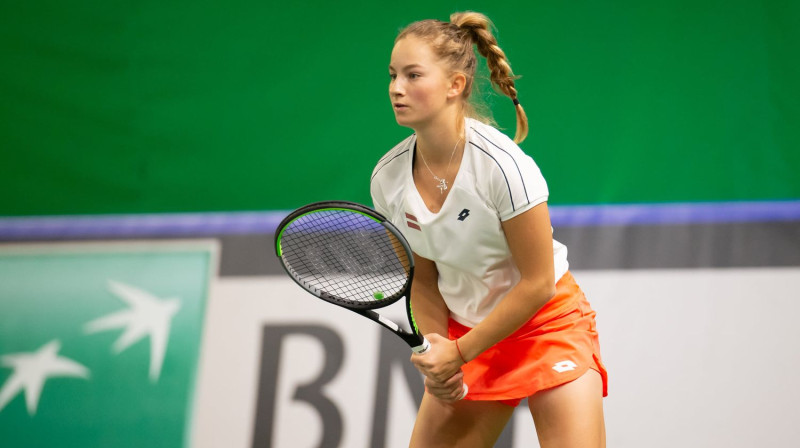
[
  {"xmin": 371, "ymin": 139, "xmax": 412, "ymax": 182},
  {"xmin": 471, "ymin": 141, "xmax": 515, "ymax": 212},
  {"xmin": 471, "ymin": 127, "xmax": 530, "ymax": 205}
]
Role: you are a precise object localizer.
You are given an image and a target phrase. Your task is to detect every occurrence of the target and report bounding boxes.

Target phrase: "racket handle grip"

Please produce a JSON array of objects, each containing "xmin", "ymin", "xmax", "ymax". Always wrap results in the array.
[{"xmin": 411, "ymin": 336, "xmax": 431, "ymax": 354}]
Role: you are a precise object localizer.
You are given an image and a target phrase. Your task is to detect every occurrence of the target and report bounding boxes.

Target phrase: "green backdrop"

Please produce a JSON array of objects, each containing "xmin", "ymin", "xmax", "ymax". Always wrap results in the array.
[{"xmin": 1, "ymin": 0, "xmax": 798, "ymax": 216}]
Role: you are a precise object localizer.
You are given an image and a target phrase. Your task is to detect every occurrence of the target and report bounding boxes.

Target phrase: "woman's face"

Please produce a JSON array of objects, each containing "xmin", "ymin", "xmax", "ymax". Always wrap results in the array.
[{"xmin": 389, "ymin": 36, "xmax": 454, "ymax": 129}]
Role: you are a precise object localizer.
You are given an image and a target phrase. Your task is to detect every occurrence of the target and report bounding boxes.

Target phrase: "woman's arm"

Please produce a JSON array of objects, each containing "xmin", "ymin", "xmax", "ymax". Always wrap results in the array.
[
  {"xmin": 413, "ymin": 201, "xmax": 557, "ymax": 383},
  {"xmin": 409, "ymin": 251, "xmax": 450, "ymax": 337},
  {"xmin": 458, "ymin": 201, "xmax": 556, "ymax": 359},
  {"xmin": 409, "ymin": 251, "xmax": 469, "ymax": 402}
]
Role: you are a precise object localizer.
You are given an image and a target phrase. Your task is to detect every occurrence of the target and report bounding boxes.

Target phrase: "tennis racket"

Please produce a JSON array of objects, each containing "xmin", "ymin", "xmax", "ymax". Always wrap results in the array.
[
  {"xmin": 275, "ymin": 201, "xmax": 468, "ymax": 400},
  {"xmin": 275, "ymin": 200, "xmax": 430, "ymax": 353}
]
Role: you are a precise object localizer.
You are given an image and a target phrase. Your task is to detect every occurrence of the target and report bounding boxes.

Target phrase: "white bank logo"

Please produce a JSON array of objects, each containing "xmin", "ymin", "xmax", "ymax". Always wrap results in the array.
[
  {"xmin": 84, "ymin": 280, "xmax": 182, "ymax": 383},
  {"xmin": 0, "ymin": 245, "xmax": 212, "ymax": 448},
  {"xmin": 0, "ymin": 340, "xmax": 90, "ymax": 415},
  {"xmin": 0, "ymin": 280, "xmax": 181, "ymax": 415}
]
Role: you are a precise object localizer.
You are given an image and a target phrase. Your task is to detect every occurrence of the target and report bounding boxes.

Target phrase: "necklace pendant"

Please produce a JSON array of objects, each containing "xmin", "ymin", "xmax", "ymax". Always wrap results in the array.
[{"xmin": 436, "ymin": 177, "xmax": 448, "ymax": 194}]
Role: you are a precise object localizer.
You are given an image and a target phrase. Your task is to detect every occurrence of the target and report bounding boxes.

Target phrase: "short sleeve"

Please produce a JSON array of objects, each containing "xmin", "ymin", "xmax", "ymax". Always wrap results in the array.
[
  {"xmin": 370, "ymin": 135, "xmax": 414, "ymax": 220},
  {"xmin": 370, "ymin": 176, "xmax": 391, "ymax": 218},
  {"xmin": 491, "ymin": 150, "xmax": 549, "ymax": 221}
]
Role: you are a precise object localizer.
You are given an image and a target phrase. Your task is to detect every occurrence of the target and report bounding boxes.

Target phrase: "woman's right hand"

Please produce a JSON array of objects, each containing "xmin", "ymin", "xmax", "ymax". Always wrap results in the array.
[{"xmin": 411, "ymin": 333, "xmax": 464, "ymax": 383}]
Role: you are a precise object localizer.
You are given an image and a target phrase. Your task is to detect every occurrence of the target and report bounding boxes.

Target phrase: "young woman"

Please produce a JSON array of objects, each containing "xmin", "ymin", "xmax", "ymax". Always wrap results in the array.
[{"xmin": 370, "ymin": 12, "xmax": 608, "ymax": 448}]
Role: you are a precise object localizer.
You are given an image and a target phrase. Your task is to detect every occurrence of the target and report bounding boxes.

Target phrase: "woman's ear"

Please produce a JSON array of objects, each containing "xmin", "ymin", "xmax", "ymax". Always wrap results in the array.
[{"xmin": 447, "ymin": 72, "xmax": 467, "ymax": 99}]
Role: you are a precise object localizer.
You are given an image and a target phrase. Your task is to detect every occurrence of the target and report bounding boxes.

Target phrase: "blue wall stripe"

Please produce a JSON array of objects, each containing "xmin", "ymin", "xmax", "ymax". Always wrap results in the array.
[
  {"xmin": 0, "ymin": 201, "xmax": 798, "ymax": 239},
  {"xmin": 0, "ymin": 212, "xmax": 287, "ymax": 239},
  {"xmin": 549, "ymin": 200, "xmax": 800, "ymax": 227}
]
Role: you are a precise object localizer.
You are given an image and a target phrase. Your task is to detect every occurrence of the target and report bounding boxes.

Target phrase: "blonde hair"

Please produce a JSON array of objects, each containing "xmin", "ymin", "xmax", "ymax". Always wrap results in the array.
[{"xmin": 396, "ymin": 11, "xmax": 528, "ymax": 143}]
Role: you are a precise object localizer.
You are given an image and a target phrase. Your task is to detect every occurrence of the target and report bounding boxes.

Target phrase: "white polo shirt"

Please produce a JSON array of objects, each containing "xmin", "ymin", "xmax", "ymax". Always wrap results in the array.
[{"xmin": 370, "ymin": 118, "xmax": 569, "ymax": 327}]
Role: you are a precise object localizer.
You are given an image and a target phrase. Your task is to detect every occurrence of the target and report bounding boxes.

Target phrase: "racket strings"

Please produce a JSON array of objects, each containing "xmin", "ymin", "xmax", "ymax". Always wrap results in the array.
[{"xmin": 280, "ymin": 210, "xmax": 411, "ymax": 308}]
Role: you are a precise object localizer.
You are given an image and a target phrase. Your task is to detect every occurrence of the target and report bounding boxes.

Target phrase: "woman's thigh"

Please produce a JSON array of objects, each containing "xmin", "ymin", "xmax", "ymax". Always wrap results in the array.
[
  {"xmin": 528, "ymin": 369, "xmax": 606, "ymax": 448},
  {"xmin": 410, "ymin": 393, "xmax": 515, "ymax": 448}
]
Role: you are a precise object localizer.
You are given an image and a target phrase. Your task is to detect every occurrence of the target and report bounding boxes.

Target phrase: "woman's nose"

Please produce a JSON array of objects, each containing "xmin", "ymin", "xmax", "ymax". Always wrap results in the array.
[{"xmin": 389, "ymin": 79, "xmax": 404, "ymax": 97}]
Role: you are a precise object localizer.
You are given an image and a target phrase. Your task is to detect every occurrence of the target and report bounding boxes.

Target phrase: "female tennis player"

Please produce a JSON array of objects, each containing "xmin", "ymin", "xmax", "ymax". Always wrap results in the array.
[{"xmin": 370, "ymin": 11, "xmax": 608, "ymax": 447}]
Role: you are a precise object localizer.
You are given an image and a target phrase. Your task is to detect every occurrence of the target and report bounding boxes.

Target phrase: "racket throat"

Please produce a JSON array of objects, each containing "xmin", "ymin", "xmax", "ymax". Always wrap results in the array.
[
  {"xmin": 359, "ymin": 309, "xmax": 428, "ymax": 352},
  {"xmin": 375, "ymin": 314, "xmax": 400, "ymax": 332}
]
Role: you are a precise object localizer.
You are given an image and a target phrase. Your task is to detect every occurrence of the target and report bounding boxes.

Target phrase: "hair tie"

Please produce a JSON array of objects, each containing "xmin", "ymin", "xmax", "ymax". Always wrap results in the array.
[{"xmin": 512, "ymin": 98, "xmax": 520, "ymax": 106}]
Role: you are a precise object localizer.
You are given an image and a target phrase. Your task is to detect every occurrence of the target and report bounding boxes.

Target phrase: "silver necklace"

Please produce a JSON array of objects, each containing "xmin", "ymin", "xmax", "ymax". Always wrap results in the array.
[{"xmin": 418, "ymin": 136, "xmax": 462, "ymax": 194}]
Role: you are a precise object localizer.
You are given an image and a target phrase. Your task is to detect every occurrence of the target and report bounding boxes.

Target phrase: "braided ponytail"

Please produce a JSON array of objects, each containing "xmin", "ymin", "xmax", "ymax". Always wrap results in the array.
[
  {"xmin": 396, "ymin": 12, "xmax": 528, "ymax": 143},
  {"xmin": 450, "ymin": 12, "xmax": 528, "ymax": 143}
]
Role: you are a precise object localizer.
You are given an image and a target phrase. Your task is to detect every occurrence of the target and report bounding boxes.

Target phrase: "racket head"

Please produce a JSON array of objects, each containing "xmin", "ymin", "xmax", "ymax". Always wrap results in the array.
[{"xmin": 275, "ymin": 201, "xmax": 414, "ymax": 311}]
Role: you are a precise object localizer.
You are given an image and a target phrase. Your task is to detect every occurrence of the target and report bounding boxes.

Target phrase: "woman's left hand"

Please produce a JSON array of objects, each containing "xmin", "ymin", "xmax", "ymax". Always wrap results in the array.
[
  {"xmin": 424, "ymin": 370, "xmax": 466, "ymax": 403},
  {"xmin": 410, "ymin": 333, "xmax": 464, "ymax": 383}
]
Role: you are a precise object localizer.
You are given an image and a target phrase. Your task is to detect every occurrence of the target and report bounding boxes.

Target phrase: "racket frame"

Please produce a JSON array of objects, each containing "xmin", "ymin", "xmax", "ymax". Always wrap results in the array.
[{"xmin": 275, "ymin": 200, "xmax": 429, "ymax": 353}]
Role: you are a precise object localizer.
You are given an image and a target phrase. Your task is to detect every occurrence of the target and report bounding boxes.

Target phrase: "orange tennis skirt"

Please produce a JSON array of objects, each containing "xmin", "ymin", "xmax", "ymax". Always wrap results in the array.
[{"xmin": 449, "ymin": 271, "xmax": 608, "ymax": 407}]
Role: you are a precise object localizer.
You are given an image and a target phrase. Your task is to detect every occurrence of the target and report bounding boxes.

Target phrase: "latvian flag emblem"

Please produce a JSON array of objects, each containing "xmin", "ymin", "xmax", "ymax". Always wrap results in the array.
[{"xmin": 406, "ymin": 212, "xmax": 421, "ymax": 231}]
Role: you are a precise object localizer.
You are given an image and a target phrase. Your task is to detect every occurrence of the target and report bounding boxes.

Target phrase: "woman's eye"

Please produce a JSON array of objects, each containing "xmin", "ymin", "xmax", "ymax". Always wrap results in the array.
[
  {"xmin": 409, "ymin": 73, "xmax": 420, "ymax": 79},
  {"xmin": 389, "ymin": 73, "xmax": 397, "ymax": 80}
]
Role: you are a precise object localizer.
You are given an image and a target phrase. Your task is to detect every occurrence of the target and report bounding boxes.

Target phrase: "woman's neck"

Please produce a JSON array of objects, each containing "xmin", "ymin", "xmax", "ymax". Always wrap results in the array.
[{"xmin": 414, "ymin": 114, "xmax": 465, "ymax": 164}]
